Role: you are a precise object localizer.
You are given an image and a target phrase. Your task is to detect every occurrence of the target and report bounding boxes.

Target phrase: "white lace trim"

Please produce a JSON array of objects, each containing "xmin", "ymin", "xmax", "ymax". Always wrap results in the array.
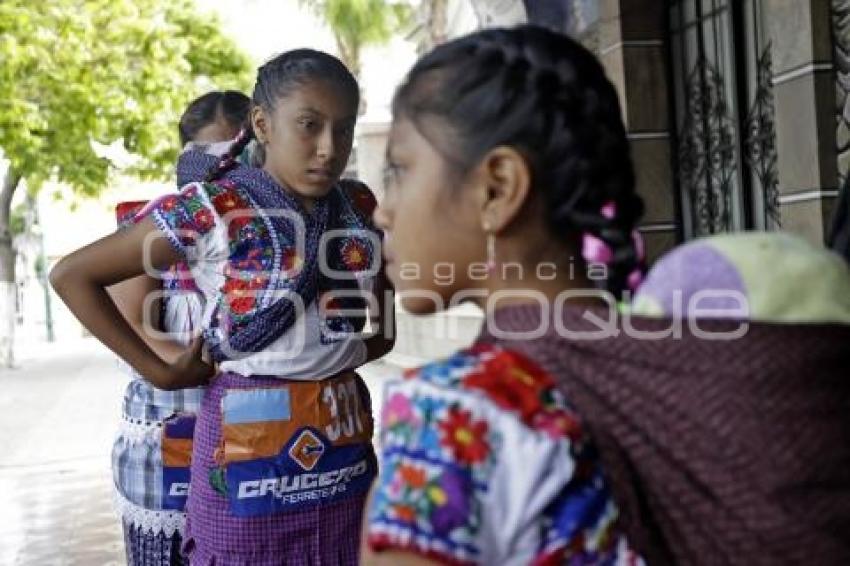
[
  {"xmin": 116, "ymin": 415, "xmax": 163, "ymax": 445},
  {"xmin": 113, "ymin": 489, "xmax": 186, "ymax": 538}
]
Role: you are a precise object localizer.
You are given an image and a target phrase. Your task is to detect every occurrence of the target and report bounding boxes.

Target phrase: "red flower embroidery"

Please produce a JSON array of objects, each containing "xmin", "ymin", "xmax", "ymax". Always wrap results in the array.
[
  {"xmin": 398, "ymin": 463, "xmax": 428, "ymax": 489},
  {"xmin": 228, "ymin": 216, "xmax": 253, "ymax": 238},
  {"xmin": 438, "ymin": 407, "xmax": 490, "ymax": 465},
  {"xmin": 531, "ymin": 407, "xmax": 583, "ymax": 442},
  {"xmin": 160, "ymin": 195, "xmax": 179, "ymax": 212},
  {"xmin": 193, "ymin": 208, "xmax": 215, "ymax": 232},
  {"xmin": 462, "ymin": 351, "xmax": 554, "ymax": 424},
  {"xmin": 212, "ymin": 191, "xmax": 251, "ymax": 237},
  {"xmin": 212, "ymin": 191, "xmax": 246, "ymax": 215},
  {"xmin": 222, "ymin": 277, "xmax": 256, "ymax": 315},
  {"xmin": 393, "ymin": 504, "xmax": 417, "ymax": 524},
  {"xmin": 341, "ymin": 239, "xmax": 369, "ymax": 271}
]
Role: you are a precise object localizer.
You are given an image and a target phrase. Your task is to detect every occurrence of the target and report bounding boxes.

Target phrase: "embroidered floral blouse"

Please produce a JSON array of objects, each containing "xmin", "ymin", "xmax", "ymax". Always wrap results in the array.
[
  {"xmin": 367, "ymin": 344, "xmax": 641, "ymax": 566},
  {"xmin": 144, "ymin": 178, "xmax": 378, "ymax": 379}
]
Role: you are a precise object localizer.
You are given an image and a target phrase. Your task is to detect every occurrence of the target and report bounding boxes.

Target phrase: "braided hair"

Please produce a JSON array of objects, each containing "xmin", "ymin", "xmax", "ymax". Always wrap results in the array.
[
  {"xmin": 178, "ymin": 90, "xmax": 251, "ymax": 147},
  {"xmin": 393, "ymin": 25, "xmax": 644, "ymax": 297},
  {"xmin": 205, "ymin": 49, "xmax": 360, "ymax": 183}
]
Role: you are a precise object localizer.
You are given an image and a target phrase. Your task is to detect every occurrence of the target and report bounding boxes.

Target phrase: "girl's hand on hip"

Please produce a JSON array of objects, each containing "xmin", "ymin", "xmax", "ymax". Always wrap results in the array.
[{"xmin": 159, "ymin": 337, "xmax": 216, "ymax": 390}]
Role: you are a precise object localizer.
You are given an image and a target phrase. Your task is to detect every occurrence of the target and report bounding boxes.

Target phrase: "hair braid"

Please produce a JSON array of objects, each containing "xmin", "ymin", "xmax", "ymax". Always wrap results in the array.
[
  {"xmin": 205, "ymin": 127, "xmax": 255, "ymax": 182},
  {"xmin": 393, "ymin": 25, "xmax": 644, "ymax": 297}
]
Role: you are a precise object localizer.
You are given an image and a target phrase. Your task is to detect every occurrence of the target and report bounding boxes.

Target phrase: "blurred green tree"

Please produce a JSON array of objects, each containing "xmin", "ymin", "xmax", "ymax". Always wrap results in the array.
[
  {"xmin": 0, "ymin": 0, "xmax": 253, "ymax": 365},
  {"xmin": 300, "ymin": 0, "xmax": 413, "ymax": 79}
]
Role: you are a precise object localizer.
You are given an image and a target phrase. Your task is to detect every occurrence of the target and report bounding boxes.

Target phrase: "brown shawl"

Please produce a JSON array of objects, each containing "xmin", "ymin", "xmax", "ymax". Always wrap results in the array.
[{"xmin": 480, "ymin": 304, "xmax": 850, "ymax": 565}]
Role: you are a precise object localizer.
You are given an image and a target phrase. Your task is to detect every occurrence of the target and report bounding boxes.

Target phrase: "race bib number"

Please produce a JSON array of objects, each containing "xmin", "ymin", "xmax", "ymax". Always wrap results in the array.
[{"xmin": 220, "ymin": 373, "xmax": 375, "ymax": 517}]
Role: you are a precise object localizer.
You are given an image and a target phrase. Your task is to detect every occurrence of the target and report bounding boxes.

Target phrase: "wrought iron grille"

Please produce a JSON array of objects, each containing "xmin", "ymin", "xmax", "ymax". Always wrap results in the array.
[{"xmin": 669, "ymin": 0, "xmax": 779, "ymax": 236}]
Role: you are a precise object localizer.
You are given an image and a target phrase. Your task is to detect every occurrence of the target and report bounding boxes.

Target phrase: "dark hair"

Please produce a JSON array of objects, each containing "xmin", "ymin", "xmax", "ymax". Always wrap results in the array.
[
  {"xmin": 393, "ymin": 25, "xmax": 644, "ymax": 297},
  {"xmin": 178, "ymin": 90, "xmax": 251, "ymax": 146},
  {"xmin": 206, "ymin": 49, "xmax": 360, "ymax": 182}
]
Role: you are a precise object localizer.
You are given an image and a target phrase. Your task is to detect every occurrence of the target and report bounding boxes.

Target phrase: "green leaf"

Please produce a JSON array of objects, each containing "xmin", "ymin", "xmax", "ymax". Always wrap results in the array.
[
  {"xmin": 299, "ymin": 0, "xmax": 414, "ymax": 77},
  {"xmin": 0, "ymin": 0, "xmax": 253, "ymax": 200},
  {"xmin": 208, "ymin": 466, "xmax": 229, "ymax": 497}
]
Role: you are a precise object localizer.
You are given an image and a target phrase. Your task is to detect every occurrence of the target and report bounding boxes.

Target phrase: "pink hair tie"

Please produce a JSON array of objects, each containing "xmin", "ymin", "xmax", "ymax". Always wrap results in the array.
[
  {"xmin": 582, "ymin": 201, "xmax": 645, "ymax": 271},
  {"xmin": 582, "ymin": 233, "xmax": 614, "ymax": 264},
  {"xmin": 581, "ymin": 200, "xmax": 617, "ymax": 264},
  {"xmin": 627, "ymin": 268, "xmax": 643, "ymax": 291},
  {"xmin": 632, "ymin": 229, "xmax": 646, "ymax": 262}
]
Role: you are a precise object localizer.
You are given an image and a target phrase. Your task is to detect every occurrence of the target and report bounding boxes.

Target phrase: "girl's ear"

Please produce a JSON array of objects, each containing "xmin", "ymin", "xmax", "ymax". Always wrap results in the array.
[
  {"xmin": 251, "ymin": 106, "xmax": 269, "ymax": 145},
  {"xmin": 474, "ymin": 146, "xmax": 532, "ymax": 233}
]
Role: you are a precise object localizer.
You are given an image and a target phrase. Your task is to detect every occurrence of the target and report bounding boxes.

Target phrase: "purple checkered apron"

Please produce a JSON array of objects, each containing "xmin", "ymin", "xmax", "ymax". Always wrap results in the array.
[{"xmin": 183, "ymin": 372, "xmax": 374, "ymax": 565}]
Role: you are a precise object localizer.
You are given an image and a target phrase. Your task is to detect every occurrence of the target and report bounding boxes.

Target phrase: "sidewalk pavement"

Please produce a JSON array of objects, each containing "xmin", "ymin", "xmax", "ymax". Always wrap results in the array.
[
  {"xmin": 0, "ymin": 337, "xmax": 402, "ymax": 566},
  {"xmin": 0, "ymin": 338, "xmax": 125, "ymax": 565}
]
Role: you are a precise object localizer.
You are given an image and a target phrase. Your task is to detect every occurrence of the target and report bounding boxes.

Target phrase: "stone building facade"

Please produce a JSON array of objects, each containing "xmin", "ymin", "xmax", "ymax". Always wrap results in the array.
[{"xmin": 438, "ymin": 0, "xmax": 849, "ymax": 260}]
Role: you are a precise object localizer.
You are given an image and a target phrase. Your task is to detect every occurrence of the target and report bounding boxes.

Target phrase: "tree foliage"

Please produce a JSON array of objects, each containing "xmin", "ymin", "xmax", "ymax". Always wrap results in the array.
[
  {"xmin": 301, "ymin": 0, "xmax": 413, "ymax": 78},
  {"xmin": 0, "ymin": 0, "xmax": 253, "ymax": 197}
]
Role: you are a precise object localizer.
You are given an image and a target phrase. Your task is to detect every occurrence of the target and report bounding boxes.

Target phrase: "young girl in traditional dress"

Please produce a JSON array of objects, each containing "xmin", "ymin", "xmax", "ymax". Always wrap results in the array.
[
  {"xmin": 110, "ymin": 90, "xmax": 250, "ymax": 566},
  {"xmin": 52, "ymin": 49, "xmax": 393, "ymax": 565},
  {"xmin": 363, "ymin": 25, "xmax": 643, "ymax": 566},
  {"xmin": 362, "ymin": 25, "xmax": 850, "ymax": 566}
]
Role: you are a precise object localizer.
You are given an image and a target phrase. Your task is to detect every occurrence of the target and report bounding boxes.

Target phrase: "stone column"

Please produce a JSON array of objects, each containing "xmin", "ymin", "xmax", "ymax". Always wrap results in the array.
[
  {"xmin": 767, "ymin": 0, "xmax": 838, "ymax": 244},
  {"xmin": 598, "ymin": 0, "xmax": 679, "ymax": 263}
]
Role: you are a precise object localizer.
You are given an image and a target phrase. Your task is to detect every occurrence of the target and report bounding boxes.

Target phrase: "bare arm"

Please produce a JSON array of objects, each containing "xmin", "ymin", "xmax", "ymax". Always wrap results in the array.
[
  {"xmin": 50, "ymin": 216, "xmax": 213, "ymax": 389},
  {"xmin": 364, "ymin": 267, "xmax": 395, "ymax": 363},
  {"xmin": 109, "ymin": 274, "xmax": 188, "ymax": 364}
]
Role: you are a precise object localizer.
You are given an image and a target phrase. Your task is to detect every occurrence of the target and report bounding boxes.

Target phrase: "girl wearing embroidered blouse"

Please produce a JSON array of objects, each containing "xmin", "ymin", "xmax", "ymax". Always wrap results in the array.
[
  {"xmin": 362, "ymin": 27, "xmax": 645, "ymax": 565},
  {"xmin": 109, "ymin": 90, "xmax": 250, "ymax": 566},
  {"xmin": 363, "ymin": 24, "xmax": 850, "ymax": 566},
  {"xmin": 51, "ymin": 49, "xmax": 393, "ymax": 565}
]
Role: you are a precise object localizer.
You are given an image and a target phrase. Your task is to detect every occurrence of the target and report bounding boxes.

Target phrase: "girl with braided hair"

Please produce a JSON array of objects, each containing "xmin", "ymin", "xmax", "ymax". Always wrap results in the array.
[
  {"xmin": 364, "ymin": 25, "xmax": 850, "ymax": 566},
  {"xmin": 52, "ymin": 49, "xmax": 393, "ymax": 564},
  {"xmin": 363, "ymin": 25, "xmax": 643, "ymax": 565}
]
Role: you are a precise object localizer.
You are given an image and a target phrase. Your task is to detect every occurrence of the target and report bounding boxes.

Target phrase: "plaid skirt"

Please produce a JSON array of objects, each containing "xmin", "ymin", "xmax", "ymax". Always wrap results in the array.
[
  {"xmin": 183, "ymin": 371, "xmax": 375, "ymax": 565},
  {"xmin": 113, "ymin": 373, "xmax": 204, "ymax": 565}
]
